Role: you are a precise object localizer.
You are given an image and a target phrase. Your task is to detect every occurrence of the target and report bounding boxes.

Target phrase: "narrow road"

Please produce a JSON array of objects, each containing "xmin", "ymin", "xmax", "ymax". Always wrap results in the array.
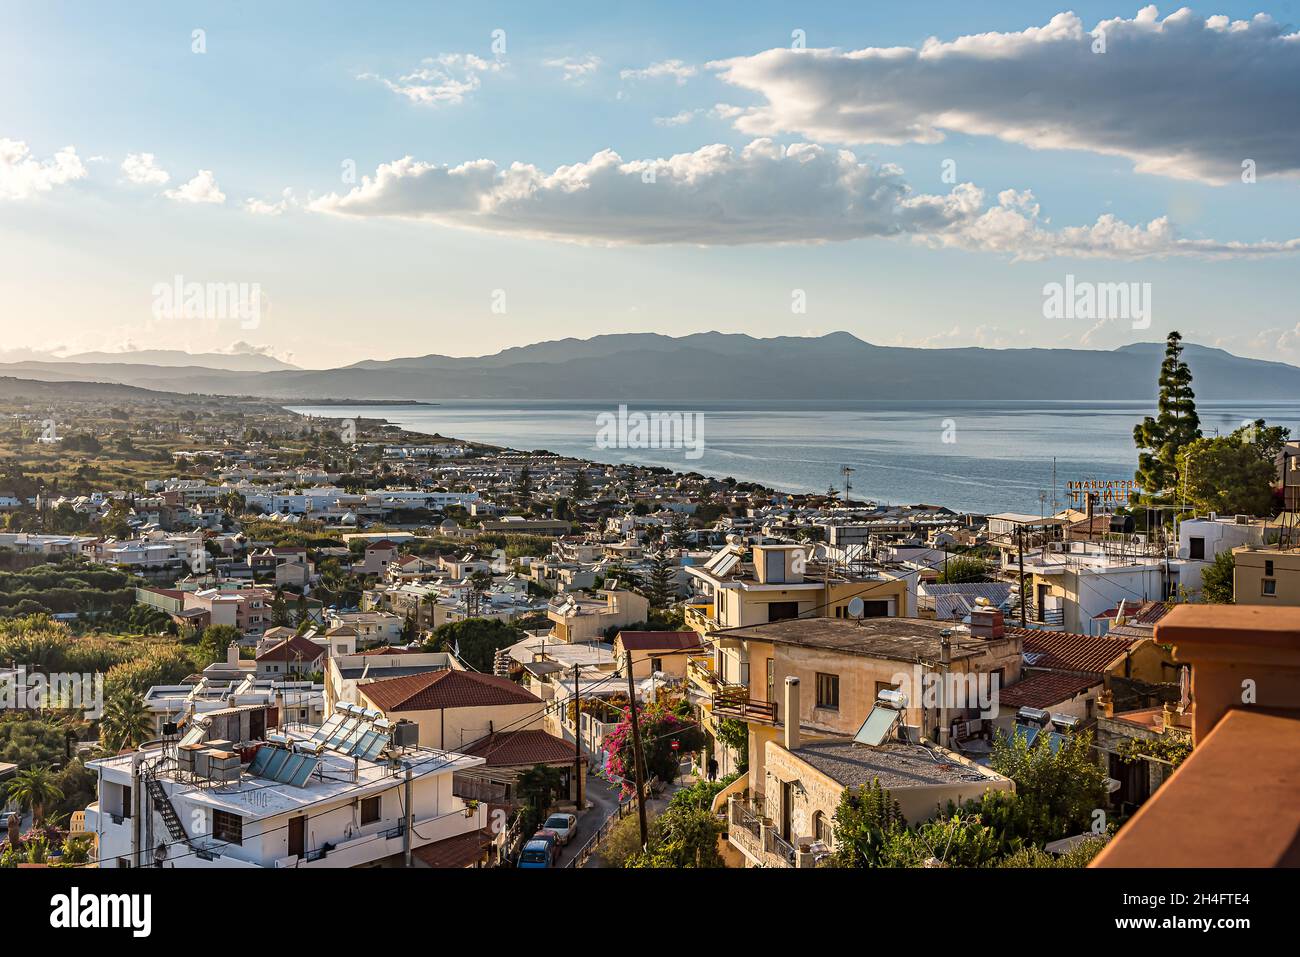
[{"xmin": 555, "ymin": 771, "xmax": 621, "ymax": 868}]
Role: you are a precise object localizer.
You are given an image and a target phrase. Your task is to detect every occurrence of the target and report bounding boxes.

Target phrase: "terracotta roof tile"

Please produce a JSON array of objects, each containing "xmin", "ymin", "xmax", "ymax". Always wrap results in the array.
[
  {"xmin": 461, "ymin": 729, "xmax": 580, "ymax": 767},
  {"xmin": 999, "ymin": 671, "xmax": 1101, "ymax": 709},
  {"xmin": 1009, "ymin": 626, "xmax": 1135, "ymax": 675},
  {"xmin": 361, "ymin": 669, "xmax": 540, "ymax": 712},
  {"xmin": 412, "ymin": 828, "xmax": 493, "ymax": 868},
  {"xmin": 616, "ymin": 631, "xmax": 702, "ymax": 652},
  {"xmin": 255, "ymin": 635, "xmax": 324, "ymax": 663}
]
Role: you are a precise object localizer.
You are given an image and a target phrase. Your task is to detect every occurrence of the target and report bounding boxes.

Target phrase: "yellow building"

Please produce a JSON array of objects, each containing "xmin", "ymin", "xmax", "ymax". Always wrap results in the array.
[
  {"xmin": 723, "ymin": 674, "xmax": 1015, "ymax": 867},
  {"xmin": 693, "ymin": 614, "xmax": 1022, "ymax": 788},
  {"xmin": 1233, "ymin": 545, "xmax": 1300, "ymax": 605},
  {"xmin": 684, "ymin": 542, "xmax": 911, "ymax": 636},
  {"xmin": 683, "ymin": 542, "xmax": 914, "ymax": 776}
]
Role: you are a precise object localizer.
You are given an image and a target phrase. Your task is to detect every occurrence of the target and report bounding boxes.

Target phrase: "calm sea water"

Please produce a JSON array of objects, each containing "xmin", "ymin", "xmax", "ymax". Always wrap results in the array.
[{"xmin": 288, "ymin": 400, "xmax": 1300, "ymax": 515}]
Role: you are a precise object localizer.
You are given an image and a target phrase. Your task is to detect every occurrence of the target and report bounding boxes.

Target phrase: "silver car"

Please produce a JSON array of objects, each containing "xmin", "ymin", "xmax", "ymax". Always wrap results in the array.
[{"xmin": 542, "ymin": 812, "xmax": 578, "ymax": 845}]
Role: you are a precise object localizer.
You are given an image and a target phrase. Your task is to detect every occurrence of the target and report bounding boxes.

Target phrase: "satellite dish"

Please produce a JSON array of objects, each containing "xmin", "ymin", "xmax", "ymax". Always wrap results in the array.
[{"xmin": 847, "ymin": 597, "xmax": 865, "ymax": 619}]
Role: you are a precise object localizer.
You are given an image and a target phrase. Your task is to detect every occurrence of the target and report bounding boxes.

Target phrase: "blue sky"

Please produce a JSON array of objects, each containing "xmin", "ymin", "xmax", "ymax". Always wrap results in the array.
[{"xmin": 2, "ymin": 1, "xmax": 1298, "ymax": 367}]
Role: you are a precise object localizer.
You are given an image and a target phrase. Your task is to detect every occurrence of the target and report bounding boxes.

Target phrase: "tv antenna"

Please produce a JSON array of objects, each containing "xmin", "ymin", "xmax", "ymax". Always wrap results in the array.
[{"xmin": 840, "ymin": 466, "xmax": 856, "ymax": 504}]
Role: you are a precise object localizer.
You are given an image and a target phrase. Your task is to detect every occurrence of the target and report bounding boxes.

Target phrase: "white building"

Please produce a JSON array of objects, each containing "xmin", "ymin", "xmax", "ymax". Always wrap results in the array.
[
  {"xmin": 1172, "ymin": 514, "xmax": 1278, "ymax": 597},
  {"xmin": 85, "ymin": 706, "xmax": 490, "ymax": 868}
]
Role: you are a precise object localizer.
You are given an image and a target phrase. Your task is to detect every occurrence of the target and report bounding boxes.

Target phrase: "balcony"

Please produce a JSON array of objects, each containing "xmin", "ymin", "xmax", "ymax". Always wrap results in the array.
[
  {"xmin": 686, "ymin": 653, "xmax": 721, "ymax": 692},
  {"xmin": 684, "ymin": 601, "xmax": 717, "ymax": 633},
  {"xmin": 727, "ymin": 795, "xmax": 794, "ymax": 868},
  {"xmin": 712, "ymin": 687, "xmax": 778, "ymax": 724}
]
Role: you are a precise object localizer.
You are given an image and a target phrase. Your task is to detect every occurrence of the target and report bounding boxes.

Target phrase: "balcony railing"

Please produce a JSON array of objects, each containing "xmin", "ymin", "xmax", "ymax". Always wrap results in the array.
[
  {"xmin": 712, "ymin": 688, "xmax": 778, "ymax": 724},
  {"xmin": 684, "ymin": 602, "xmax": 717, "ymax": 631}
]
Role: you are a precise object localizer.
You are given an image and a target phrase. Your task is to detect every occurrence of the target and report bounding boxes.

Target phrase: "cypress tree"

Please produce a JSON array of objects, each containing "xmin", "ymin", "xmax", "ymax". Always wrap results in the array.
[{"xmin": 1133, "ymin": 330, "xmax": 1201, "ymax": 502}]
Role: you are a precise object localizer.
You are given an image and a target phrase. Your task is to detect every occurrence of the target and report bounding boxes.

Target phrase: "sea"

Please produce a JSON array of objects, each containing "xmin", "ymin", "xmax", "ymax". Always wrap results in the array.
[{"xmin": 286, "ymin": 399, "xmax": 1300, "ymax": 516}]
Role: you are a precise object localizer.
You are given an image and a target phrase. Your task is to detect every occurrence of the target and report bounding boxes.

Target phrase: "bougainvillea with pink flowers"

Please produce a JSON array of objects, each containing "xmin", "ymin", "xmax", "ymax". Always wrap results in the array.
[{"xmin": 603, "ymin": 694, "xmax": 702, "ymax": 795}]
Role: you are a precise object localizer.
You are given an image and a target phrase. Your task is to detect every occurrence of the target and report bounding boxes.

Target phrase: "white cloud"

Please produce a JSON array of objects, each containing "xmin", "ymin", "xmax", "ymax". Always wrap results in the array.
[
  {"xmin": 620, "ymin": 59, "xmax": 697, "ymax": 84},
  {"xmin": 544, "ymin": 55, "xmax": 601, "ymax": 83},
  {"xmin": 244, "ymin": 188, "xmax": 296, "ymax": 216},
  {"xmin": 654, "ymin": 110, "xmax": 700, "ymax": 127},
  {"xmin": 307, "ymin": 138, "xmax": 1300, "ymax": 257},
  {"xmin": 711, "ymin": 7, "xmax": 1300, "ymax": 183},
  {"xmin": 121, "ymin": 152, "xmax": 170, "ymax": 186},
  {"xmin": 0, "ymin": 139, "xmax": 87, "ymax": 200},
  {"xmin": 164, "ymin": 169, "xmax": 226, "ymax": 204},
  {"xmin": 360, "ymin": 53, "xmax": 503, "ymax": 106},
  {"xmin": 654, "ymin": 104, "xmax": 747, "ymax": 127}
]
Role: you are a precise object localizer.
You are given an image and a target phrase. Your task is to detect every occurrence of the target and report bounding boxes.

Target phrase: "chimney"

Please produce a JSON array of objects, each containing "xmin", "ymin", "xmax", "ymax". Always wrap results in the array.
[
  {"xmin": 227, "ymin": 641, "xmax": 240, "ymax": 667},
  {"xmin": 969, "ymin": 607, "xmax": 1005, "ymax": 640},
  {"xmin": 1098, "ymin": 687, "xmax": 1115, "ymax": 719},
  {"xmin": 783, "ymin": 676, "xmax": 800, "ymax": 751}
]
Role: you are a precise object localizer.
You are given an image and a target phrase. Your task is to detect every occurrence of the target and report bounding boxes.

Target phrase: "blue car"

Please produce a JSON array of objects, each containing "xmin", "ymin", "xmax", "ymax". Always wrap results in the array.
[{"xmin": 518, "ymin": 839, "xmax": 554, "ymax": 868}]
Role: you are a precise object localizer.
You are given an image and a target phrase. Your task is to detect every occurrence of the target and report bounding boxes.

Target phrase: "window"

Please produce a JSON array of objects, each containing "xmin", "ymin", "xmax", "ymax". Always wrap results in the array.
[
  {"xmin": 1265, "ymin": 560, "xmax": 1275, "ymax": 576},
  {"xmin": 875, "ymin": 679, "xmax": 900, "ymax": 699},
  {"xmin": 815, "ymin": 672, "xmax": 840, "ymax": 710},
  {"xmin": 1189, "ymin": 537, "xmax": 1205, "ymax": 560},
  {"xmin": 650, "ymin": 657, "xmax": 663, "ymax": 673},
  {"xmin": 814, "ymin": 810, "xmax": 831, "ymax": 845},
  {"xmin": 360, "ymin": 795, "xmax": 381, "ymax": 825},
  {"xmin": 767, "ymin": 601, "xmax": 800, "ymax": 622},
  {"xmin": 212, "ymin": 810, "xmax": 243, "ymax": 845},
  {"xmin": 1263, "ymin": 579, "xmax": 1277, "ymax": 596}
]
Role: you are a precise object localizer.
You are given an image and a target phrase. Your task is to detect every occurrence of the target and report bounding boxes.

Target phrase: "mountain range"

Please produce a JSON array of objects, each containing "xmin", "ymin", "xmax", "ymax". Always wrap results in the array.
[{"xmin": 2, "ymin": 333, "xmax": 1297, "ymax": 402}]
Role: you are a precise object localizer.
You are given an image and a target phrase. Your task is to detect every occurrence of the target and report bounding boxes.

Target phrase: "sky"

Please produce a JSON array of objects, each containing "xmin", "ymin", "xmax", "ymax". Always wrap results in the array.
[{"xmin": 2, "ymin": 1, "xmax": 1299, "ymax": 369}]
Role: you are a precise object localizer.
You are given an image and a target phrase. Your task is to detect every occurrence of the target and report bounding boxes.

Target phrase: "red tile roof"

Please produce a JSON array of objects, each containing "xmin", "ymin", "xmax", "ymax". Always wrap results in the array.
[
  {"xmin": 999, "ymin": 671, "xmax": 1101, "ymax": 709},
  {"xmin": 1009, "ymin": 627, "xmax": 1136, "ymax": 675},
  {"xmin": 412, "ymin": 828, "xmax": 493, "ymax": 868},
  {"xmin": 360, "ymin": 669, "xmax": 540, "ymax": 712},
  {"xmin": 255, "ymin": 635, "xmax": 324, "ymax": 663},
  {"xmin": 461, "ymin": 729, "xmax": 581, "ymax": 767},
  {"xmin": 616, "ymin": 631, "xmax": 703, "ymax": 652}
]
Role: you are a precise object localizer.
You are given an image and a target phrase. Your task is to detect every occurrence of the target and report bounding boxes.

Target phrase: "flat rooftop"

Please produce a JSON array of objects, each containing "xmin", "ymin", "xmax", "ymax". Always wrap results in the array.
[
  {"xmin": 90, "ymin": 736, "xmax": 484, "ymax": 821},
  {"xmin": 791, "ymin": 740, "xmax": 1002, "ymax": 790},
  {"xmin": 714, "ymin": 617, "xmax": 987, "ymax": 663}
]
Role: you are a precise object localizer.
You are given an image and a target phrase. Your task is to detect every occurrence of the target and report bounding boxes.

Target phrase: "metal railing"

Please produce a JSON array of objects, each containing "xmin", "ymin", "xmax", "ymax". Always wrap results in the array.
[
  {"xmin": 765, "ymin": 829, "xmax": 796, "ymax": 866},
  {"xmin": 712, "ymin": 688, "xmax": 778, "ymax": 723},
  {"xmin": 564, "ymin": 775, "xmax": 658, "ymax": 869}
]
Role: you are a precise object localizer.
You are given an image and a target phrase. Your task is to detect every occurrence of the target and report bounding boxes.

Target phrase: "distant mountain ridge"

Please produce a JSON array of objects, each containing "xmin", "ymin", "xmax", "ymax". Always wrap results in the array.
[{"xmin": 3, "ymin": 333, "xmax": 1298, "ymax": 402}]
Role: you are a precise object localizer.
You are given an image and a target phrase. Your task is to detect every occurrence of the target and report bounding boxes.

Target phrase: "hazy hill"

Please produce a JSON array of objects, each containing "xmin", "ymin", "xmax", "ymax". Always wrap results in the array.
[{"xmin": 3, "ymin": 333, "xmax": 1298, "ymax": 402}]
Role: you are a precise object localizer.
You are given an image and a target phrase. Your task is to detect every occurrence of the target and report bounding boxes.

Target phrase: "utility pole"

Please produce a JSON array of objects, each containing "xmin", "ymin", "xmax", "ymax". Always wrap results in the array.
[
  {"xmin": 572, "ymin": 664, "xmax": 584, "ymax": 811},
  {"xmin": 625, "ymin": 651, "xmax": 649, "ymax": 850},
  {"xmin": 1017, "ymin": 525, "xmax": 1027, "ymax": 627}
]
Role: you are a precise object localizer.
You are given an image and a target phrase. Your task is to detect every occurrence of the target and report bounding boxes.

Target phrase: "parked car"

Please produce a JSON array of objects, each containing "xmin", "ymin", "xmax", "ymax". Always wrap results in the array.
[
  {"xmin": 542, "ymin": 813, "xmax": 578, "ymax": 845},
  {"xmin": 518, "ymin": 839, "xmax": 554, "ymax": 869},
  {"xmin": 530, "ymin": 829, "xmax": 561, "ymax": 863}
]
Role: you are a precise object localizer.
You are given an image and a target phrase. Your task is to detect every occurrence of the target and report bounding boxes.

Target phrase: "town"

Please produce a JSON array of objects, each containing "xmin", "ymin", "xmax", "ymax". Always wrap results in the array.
[{"xmin": 1, "ymin": 331, "xmax": 1295, "ymax": 874}]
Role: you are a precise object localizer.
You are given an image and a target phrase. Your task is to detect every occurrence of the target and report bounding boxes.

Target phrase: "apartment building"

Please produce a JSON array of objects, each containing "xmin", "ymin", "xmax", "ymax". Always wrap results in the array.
[
  {"xmin": 684, "ymin": 541, "xmax": 911, "ymax": 639},
  {"xmin": 1016, "ymin": 540, "xmax": 1167, "ymax": 634},
  {"xmin": 180, "ymin": 586, "xmax": 272, "ymax": 637},
  {"xmin": 693, "ymin": 614, "xmax": 1021, "ymax": 785},
  {"xmin": 1233, "ymin": 545, "xmax": 1300, "ymax": 604},
  {"xmin": 357, "ymin": 669, "xmax": 546, "ymax": 751},
  {"xmin": 85, "ymin": 704, "xmax": 490, "ymax": 868},
  {"xmin": 724, "ymin": 676, "xmax": 1013, "ymax": 868},
  {"xmin": 547, "ymin": 588, "xmax": 649, "ymax": 643},
  {"xmin": 325, "ymin": 648, "xmax": 460, "ymax": 712},
  {"xmin": 1174, "ymin": 514, "xmax": 1278, "ymax": 595}
]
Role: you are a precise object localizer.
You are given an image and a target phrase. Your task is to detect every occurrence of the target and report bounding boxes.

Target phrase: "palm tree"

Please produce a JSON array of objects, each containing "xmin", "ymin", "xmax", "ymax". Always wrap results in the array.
[
  {"xmin": 6, "ymin": 767, "xmax": 64, "ymax": 825},
  {"xmin": 99, "ymin": 692, "xmax": 152, "ymax": 752}
]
